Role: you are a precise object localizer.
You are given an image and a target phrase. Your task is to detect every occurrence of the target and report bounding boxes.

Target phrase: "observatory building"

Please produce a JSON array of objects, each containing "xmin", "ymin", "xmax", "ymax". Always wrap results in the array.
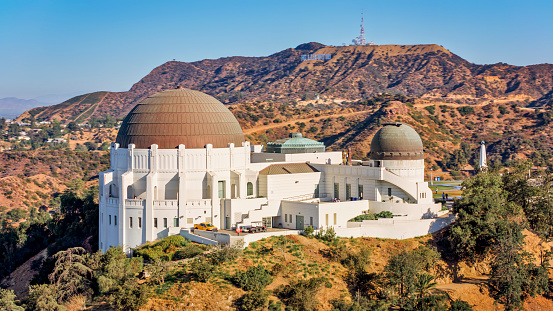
[{"xmin": 99, "ymin": 88, "xmax": 440, "ymax": 252}]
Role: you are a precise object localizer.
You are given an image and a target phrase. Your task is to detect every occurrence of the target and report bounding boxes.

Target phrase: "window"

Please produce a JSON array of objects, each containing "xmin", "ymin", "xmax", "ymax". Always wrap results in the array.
[
  {"xmin": 262, "ymin": 217, "xmax": 272, "ymax": 228},
  {"xmin": 163, "ymin": 218, "xmax": 167, "ymax": 228},
  {"xmin": 109, "ymin": 215, "xmax": 112, "ymax": 225},
  {"xmin": 346, "ymin": 184, "xmax": 351, "ymax": 200},
  {"xmin": 187, "ymin": 218, "xmax": 193, "ymax": 224},
  {"xmin": 138, "ymin": 217, "xmax": 142, "ymax": 228},
  {"xmin": 173, "ymin": 218, "xmax": 179, "ymax": 227},
  {"xmin": 358, "ymin": 184, "xmax": 364, "ymax": 199},
  {"xmin": 310, "ymin": 216, "xmax": 313, "ymax": 226},
  {"xmin": 154, "ymin": 218, "xmax": 158, "ymax": 228},
  {"xmin": 388, "ymin": 188, "xmax": 392, "ymax": 196},
  {"xmin": 315, "ymin": 184, "xmax": 319, "ymax": 198},
  {"xmin": 334, "ymin": 183, "xmax": 339, "ymax": 199},
  {"xmin": 334, "ymin": 213, "xmax": 337, "ymax": 225},
  {"xmin": 285, "ymin": 214, "xmax": 288, "ymax": 222},
  {"xmin": 114, "ymin": 216, "xmax": 117, "ymax": 226},
  {"xmin": 325, "ymin": 214, "xmax": 329, "ymax": 226},
  {"xmin": 129, "ymin": 217, "xmax": 133, "ymax": 228},
  {"xmin": 218, "ymin": 181, "xmax": 225, "ymax": 198},
  {"xmin": 247, "ymin": 182, "xmax": 254, "ymax": 196}
]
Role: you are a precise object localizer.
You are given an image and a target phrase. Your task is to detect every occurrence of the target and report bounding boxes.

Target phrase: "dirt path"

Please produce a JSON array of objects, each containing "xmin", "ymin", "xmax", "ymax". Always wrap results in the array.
[
  {"xmin": 242, "ymin": 110, "xmax": 370, "ymax": 135},
  {"xmin": 72, "ymin": 92, "xmax": 109, "ymax": 124}
]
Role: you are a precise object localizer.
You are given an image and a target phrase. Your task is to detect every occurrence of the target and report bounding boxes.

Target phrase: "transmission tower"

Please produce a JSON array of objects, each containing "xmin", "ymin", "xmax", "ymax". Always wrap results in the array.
[{"xmin": 352, "ymin": 12, "xmax": 367, "ymax": 45}]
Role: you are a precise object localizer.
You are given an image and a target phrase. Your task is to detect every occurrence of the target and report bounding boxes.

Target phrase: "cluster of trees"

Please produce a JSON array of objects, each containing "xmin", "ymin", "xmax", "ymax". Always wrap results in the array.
[
  {"xmin": 448, "ymin": 161, "xmax": 552, "ymax": 310},
  {"xmin": 0, "ymin": 187, "xmax": 99, "ymax": 280}
]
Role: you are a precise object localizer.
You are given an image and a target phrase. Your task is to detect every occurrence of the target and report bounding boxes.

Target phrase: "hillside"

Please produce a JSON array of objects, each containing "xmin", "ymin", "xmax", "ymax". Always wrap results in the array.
[{"xmin": 24, "ymin": 43, "xmax": 553, "ymax": 123}]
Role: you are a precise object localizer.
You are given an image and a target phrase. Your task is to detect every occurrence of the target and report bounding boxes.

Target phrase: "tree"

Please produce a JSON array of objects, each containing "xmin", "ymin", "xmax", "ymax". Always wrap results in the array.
[
  {"xmin": 48, "ymin": 247, "xmax": 93, "ymax": 302},
  {"xmin": 26, "ymin": 284, "xmax": 64, "ymax": 311},
  {"xmin": 490, "ymin": 222, "xmax": 549, "ymax": 311},
  {"xmin": 0, "ymin": 288, "xmax": 24, "ymax": 311},
  {"xmin": 449, "ymin": 172, "xmax": 518, "ymax": 260}
]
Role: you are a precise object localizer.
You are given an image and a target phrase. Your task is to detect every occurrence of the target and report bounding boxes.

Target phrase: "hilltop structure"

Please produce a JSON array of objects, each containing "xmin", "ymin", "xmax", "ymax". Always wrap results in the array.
[
  {"xmin": 98, "ymin": 88, "xmax": 440, "ymax": 252},
  {"xmin": 479, "ymin": 141, "xmax": 487, "ymax": 169}
]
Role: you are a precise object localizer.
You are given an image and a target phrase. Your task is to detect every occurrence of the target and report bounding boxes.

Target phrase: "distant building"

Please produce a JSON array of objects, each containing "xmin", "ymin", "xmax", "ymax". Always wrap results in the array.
[
  {"xmin": 99, "ymin": 89, "xmax": 440, "ymax": 252},
  {"xmin": 479, "ymin": 141, "xmax": 487, "ymax": 169}
]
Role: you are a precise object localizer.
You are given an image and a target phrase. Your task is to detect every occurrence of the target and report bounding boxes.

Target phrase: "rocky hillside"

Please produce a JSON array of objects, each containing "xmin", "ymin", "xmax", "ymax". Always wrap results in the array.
[{"xmin": 23, "ymin": 43, "xmax": 553, "ymax": 122}]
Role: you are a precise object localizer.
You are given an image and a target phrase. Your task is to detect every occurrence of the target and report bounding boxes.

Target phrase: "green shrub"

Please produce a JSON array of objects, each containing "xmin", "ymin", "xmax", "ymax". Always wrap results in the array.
[
  {"xmin": 424, "ymin": 105, "xmax": 436, "ymax": 115},
  {"xmin": 315, "ymin": 227, "xmax": 337, "ymax": 242},
  {"xmin": 238, "ymin": 290, "xmax": 269, "ymax": 311},
  {"xmin": 457, "ymin": 106, "xmax": 474, "ymax": 116},
  {"xmin": 302, "ymin": 226, "xmax": 314, "ymax": 237},
  {"xmin": 107, "ymin": 281, "xmax": 149, "ymax": 311},
  {"xmin": 449, "ymin": 299, "xmax": 473, "ymax": 311},
  {"xmin": 233, "ymin": 265, "xmax": 273, "ymax": 291},
  {"xmin": 174, "ymin": 244, "xmax": 204, "ymax": 260},
  {"xmin": 276, "ymin": 277, "xmax": 325, "ymax": 311},
  {"xmin": 208, "ymin": 244, "xmax": 242, "ymax": 265},
  {"xmin": 189, "ymin": 258, "xmax": 216, "ymax": 282}
]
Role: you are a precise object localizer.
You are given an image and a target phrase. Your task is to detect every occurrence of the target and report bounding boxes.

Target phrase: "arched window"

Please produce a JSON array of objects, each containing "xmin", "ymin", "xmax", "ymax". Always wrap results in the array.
[{"xmin": 247, "ymin": 182, "xmax": 254, "ymax": 196}]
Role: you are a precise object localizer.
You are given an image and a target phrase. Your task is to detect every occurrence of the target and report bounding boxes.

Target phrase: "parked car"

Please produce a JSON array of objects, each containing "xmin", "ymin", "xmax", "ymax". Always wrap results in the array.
[
  {"xmin": 194, "ymin": 223, "xmax": 218, "ymax": 231},
  {"xmin": 243, "ymin": 221, "xmax": 267, "ymax": 233}
]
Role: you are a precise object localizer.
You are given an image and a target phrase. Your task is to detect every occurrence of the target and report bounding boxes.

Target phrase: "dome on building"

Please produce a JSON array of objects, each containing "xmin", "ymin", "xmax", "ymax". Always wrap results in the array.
[
  {"xmin": 266, "ymin": 133, "xmax": 325, "ymax": 154},
  {"xmin": 116, "ymin": 88, "xmax": 245, "ymax": 149},
  {"xmin": 369, "ymin": 122, "xmax": 423, "ymax": 160}
]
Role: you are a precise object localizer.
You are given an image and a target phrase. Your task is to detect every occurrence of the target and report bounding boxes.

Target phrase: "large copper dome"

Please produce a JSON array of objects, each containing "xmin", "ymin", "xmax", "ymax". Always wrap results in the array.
[
  {"xmin": 116, "ymin": 88, "xmax": 245, "ymax": 149},
  {"xmin": 369, "ymin": 122, "xmax": 424, "ymax": 160}
]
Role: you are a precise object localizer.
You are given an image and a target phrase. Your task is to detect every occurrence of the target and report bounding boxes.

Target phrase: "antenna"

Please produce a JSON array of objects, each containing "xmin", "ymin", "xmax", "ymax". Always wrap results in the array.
[{"xmin": 352, "ymin": 11, "xmax": 367, "ymax": 46}]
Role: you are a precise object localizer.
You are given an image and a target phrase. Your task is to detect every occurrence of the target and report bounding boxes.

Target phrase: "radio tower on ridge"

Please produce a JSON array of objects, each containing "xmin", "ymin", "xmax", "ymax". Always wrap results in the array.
[{"xmin": 352, "ymin": 12, "xmax": 368, "ymax": 45}]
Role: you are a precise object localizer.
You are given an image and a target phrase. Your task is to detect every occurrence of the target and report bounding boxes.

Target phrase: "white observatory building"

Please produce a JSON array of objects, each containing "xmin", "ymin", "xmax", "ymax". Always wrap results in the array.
[{"xmin": 98, "ymin": 88, "xmax": 440, "ymax": 252}]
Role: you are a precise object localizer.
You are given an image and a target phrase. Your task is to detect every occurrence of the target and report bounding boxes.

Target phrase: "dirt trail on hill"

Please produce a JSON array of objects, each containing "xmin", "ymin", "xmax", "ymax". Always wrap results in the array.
[{"xmin": 242, "ymin": 110, "xmax": 370, "ymax": 135}]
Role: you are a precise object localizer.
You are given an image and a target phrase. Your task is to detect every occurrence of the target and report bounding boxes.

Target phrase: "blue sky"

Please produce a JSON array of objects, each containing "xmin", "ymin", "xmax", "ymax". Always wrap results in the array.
[{"xmin": 0, "ymin": 0, "xmax": 552, "ymax": 100}]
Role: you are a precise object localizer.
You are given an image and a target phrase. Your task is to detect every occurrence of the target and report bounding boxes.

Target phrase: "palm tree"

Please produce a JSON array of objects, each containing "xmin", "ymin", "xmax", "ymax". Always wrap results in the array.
[{"xmin": 415, "ymin": 273, "xmax": 437, "ymax": 298}]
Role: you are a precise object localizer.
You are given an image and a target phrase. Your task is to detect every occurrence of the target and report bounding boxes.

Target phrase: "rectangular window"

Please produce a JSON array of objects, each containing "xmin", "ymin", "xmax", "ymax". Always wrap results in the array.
[
  {"xmin": 218, "ymin": 181, "xmax": 225, "ymax": 199},
  {"xmin": 310, "ymin": 216, "xmax": 313, "ymax": 226},
  {"xmin": 154, "ymin": 218, "xmax": 158, "ymax": 228},
  {"xmin": 314, "ymin": 184, "xmax": 319, "ymax": 198},
  {"xmin": 334, "ymin": 183, "xmax": 339, "ymax": 199},
  {"xmin": 129, "ymin": 217, "xmax": 133, "ymax": 228},
  {"xmin": 358, "ymin": 185, "xmax": 364, "ymax": 199},
  {"xmin": 334, "ymin": 213, "xmax": 337, "ymax": 225},
  {"xmin": 187, "ymin": 218, "xmax": 193, "ymax": 224},
  {"xmin": 325, "ymin": 214, "xmax": 329, "ymax": 226},
  {"xmin": 388, "ymin": 187, "xmax": 392, "ymax": 197},
  {"xmin": 346, "ymin": 184, "xmax": 351, "ymax": 200},
  {"xmin": 262, "ymin": 217, "xmax": 272, "ymax": 228},
  {"xmin": 173, "ymin": 218, "xmax": 179, "ymax": 227},
  {"xmin": 163, "ymin": 218, "xmax": 167, "ymax": 228},
  {"xmin": 138, "ymin": 217, "xmax": 142, "ymax": 229},
  {"xmin": 109, "ymin": 215, "xmax": 112, "ymax": 225},
  {"xmin": 114, "ymin": 216, "xmax": 117, "ymax": 226},
  {"xmin": 285, "ymin": 214, "xmax": 288, "ymax": 222}
]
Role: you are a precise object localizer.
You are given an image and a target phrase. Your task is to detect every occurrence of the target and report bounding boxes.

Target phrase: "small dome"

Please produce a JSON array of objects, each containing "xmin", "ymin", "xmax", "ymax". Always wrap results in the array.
[
  {"xmin": 116, "ymin": 88, "xmax": 245, "ymax": 149},
  {"xmin": 266, "ymin": 133, "xmax": 325, "ymax": 154},
  {"xmin": 370, "ymin": 122, "xmax": 423, "ymax": 160}
]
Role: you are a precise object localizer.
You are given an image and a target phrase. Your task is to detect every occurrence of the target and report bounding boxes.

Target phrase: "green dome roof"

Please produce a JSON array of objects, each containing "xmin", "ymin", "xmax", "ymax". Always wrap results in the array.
[{"xmin": 266, "ymin": 133, "xmax": 325, "ymax": 154}]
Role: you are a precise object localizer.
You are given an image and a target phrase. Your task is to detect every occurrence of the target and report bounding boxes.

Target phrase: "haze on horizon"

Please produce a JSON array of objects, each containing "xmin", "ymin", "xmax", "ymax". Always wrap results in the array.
[{"xmin": 0, "ymin": 0, "xmax": 551, "ymax": 100}]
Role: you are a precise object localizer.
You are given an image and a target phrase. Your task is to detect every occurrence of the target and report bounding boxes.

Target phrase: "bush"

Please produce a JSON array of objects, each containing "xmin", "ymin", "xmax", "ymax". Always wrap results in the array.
[
  {"xmin": 233, "ymin": 265, "xmax": 273, "ymax": 291},
  {"xmin": 189, "ymin": 258, "xmax": 216, "ymax": 282},
  {"xmin": 208, "ymin": 243, "xmax": 242, "ymax": 265},
  {"xmin": 457, "ymin": 106, "xmax": 474, "ymax": 116},
  {"xmin": 315, "ymin": 227, "xmax": 336, "ymax": 242},
  {"xmin": 174, "ymin": 244, "xmax": 204, "ymax": 260},
  {"xmin": 276, "ymin": 277, "xmax": 325, "ymax": 311},
  {"xmin": 424, "ymin": 105, "xmax": 436, "ymax": 115},
  {"xmin": 238, "ymin": 290, "xmax": 269, "ymax": 311},
  {"xmin": 107, "ymin": 281, "xmax": 149, "ymax": 311},
  {"xmin": 302, "ymin": 226, "xmax": 314, "ymax": 237},
  {"xmin": 449, "ymin": 299, "xmax": 473, "ymax": 311},
  {"xmin": 0, "ymin": 288, "xmax": 24, "ymax": 311}
]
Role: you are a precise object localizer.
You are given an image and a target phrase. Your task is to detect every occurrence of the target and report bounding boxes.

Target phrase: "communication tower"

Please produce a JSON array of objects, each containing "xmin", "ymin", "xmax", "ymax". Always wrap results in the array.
[{"xmin": 352, "ymin": 13, "xmax": 367, "ymax": 45}]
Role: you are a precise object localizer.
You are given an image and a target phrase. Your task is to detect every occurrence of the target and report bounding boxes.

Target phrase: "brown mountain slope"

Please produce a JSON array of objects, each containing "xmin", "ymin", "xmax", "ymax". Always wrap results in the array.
[{"xmin": 25, "ymin": 43, "xmax": 553, "ymax": 123}]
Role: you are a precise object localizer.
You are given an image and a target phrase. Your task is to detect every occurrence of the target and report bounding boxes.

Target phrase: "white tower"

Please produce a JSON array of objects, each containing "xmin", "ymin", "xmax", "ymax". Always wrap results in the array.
[{"xmin": 479, "ymin": 141, "xmax": 487, "ymax": 169}]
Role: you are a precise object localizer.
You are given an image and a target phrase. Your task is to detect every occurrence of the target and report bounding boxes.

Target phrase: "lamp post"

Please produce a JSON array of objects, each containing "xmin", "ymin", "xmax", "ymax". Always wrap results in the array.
[{"xmin": 430, "ymin": 168, "xmax": 433, "ymax": 185}]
